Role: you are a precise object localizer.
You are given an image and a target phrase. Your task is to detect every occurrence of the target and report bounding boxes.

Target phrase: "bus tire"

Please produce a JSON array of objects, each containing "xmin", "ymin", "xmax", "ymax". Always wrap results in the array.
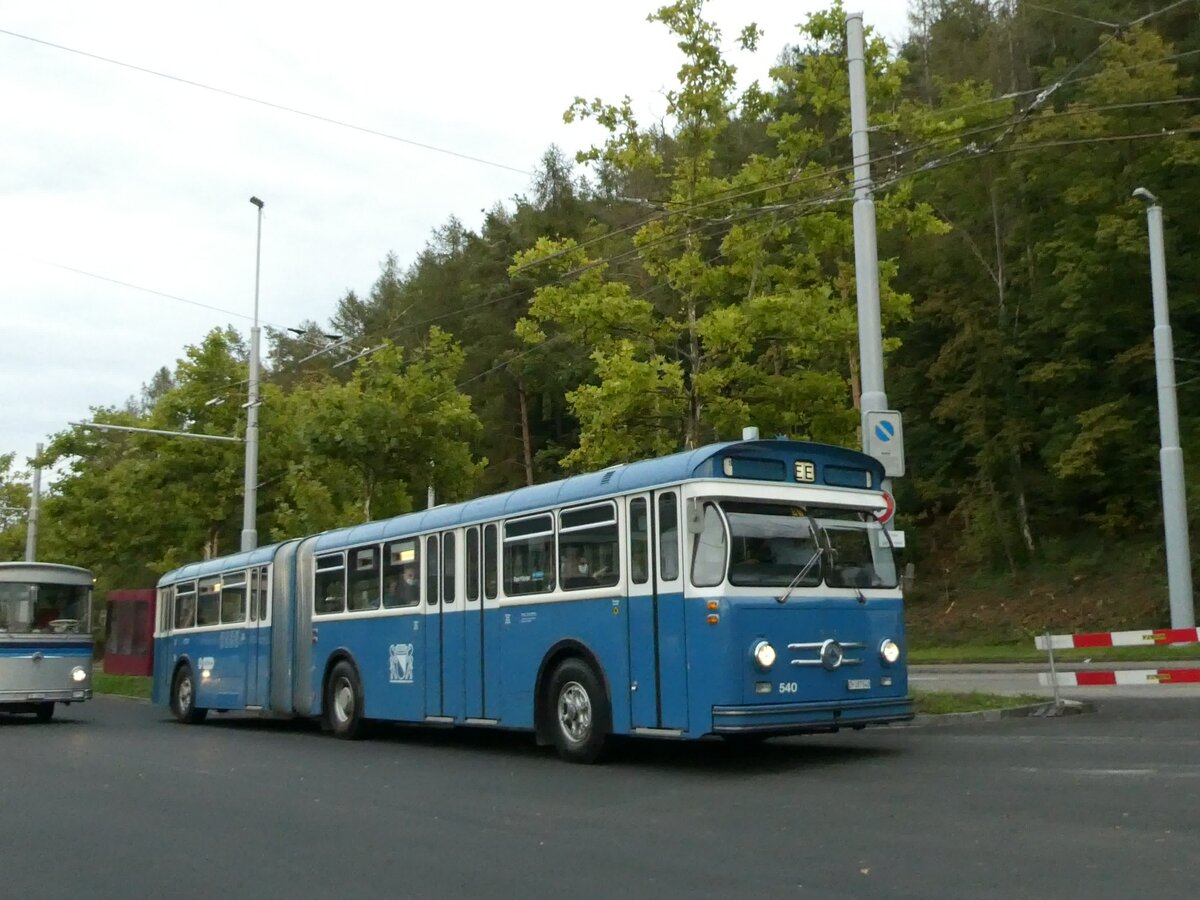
[
  {"xmin": 35, "ymin": 702, "xmax": 54, "ymax": 722},
  {"xmin": 546, "ymin": 658, "xmax": 610, "ymax": 764},
  {"xmin": 171, "ymin": 664, "xmax": 208, "ymax": 725},
  {"xmin": 325, "ymin": 660, "xmax": 365, "ymax": 740}
]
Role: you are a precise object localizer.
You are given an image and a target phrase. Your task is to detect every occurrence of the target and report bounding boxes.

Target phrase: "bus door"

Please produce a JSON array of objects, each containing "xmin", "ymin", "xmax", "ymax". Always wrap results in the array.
[
  {"xmin": 245, "ymin": 566, "xmax": 270, "ymax": 707},
  {"xmin": 653, "ymin": 490, "xmax": 688, "ymax": 729},
  {"xmin": 462, "ymin": 526, "xmax": 487, "ymax": 720},
  {"xmin": 439, "ymin": 530, "xmax": 466, "ymax": 721},
  {"xmin": 626, "ymin": 494, "xmax": 657, "ymax": 728},
  {"xmin": 626, "ymin": 490, "xmax": 689, "ymax": 731},
  {"xmin": 423, "ymin": 534, "xmax": 444, "ymax": 719}
]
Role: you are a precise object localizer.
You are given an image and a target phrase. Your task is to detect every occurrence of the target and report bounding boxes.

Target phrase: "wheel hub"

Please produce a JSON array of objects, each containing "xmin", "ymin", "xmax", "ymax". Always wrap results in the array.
[{"xmin": 557, "ymin": 681, "xmax": 592, "ymax": 743}]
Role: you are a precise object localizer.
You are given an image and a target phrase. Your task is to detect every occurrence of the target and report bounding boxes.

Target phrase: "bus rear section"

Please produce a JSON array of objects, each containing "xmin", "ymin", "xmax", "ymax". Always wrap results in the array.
[{"xmin": 0, "ymin": 562, "xmax": 94, "ymax": 721}]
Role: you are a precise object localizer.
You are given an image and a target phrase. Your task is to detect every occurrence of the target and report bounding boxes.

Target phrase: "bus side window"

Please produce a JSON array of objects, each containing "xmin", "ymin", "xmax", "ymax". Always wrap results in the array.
[
  {"xmin": 658, "ymin": 493, "xmax": 680, "ymax": 581},
  {"xmin": 197, "ymin": 577, "xmax": 221, "ymax": 627},
  {"xmin": 465, "ymin": 527, "xmax": 480, "ymax": 602},
  {"xmin": 426, "ymin": 535, "xmax": 439, "ymax": 605},
  {"xmin": 315, "ymin": 553, "xmax": 346, "ymax": 615},
  {"xmin": 348, "ymin": 546, "xmax": 381, "ymax": 612},
  {"xmin": 483, "ymin": 524, "xmax": 498, "ymax": 600},
  {"xmin": 629, "ymin": 498, "xmax": 649, "ymax": 585},
  {"xmin": 442, "ymin": 533, "xmax": 457, "ymax": 604},
  {"xmin": 174, "ymin": 582, "xmax": 196, "ymax": 629}
]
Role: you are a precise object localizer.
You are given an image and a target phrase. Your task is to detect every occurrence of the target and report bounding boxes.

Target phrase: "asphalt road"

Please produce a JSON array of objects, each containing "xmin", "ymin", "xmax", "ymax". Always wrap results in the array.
[{"xmin": 3, "ymin": 696, "xmax": 1198, "ymax": 900}]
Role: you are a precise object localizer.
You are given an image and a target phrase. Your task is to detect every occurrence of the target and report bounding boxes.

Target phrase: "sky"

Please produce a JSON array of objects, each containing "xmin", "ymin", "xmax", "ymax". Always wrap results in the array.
[{"xmin": 1, "ymin": 0, "xmax": 911, "ymax": 478}]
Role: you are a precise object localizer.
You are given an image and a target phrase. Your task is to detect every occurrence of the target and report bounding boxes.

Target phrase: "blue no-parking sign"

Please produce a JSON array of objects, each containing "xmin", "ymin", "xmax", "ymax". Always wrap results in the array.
[{"xmin": 863, "ymin": 410, "xmax": 905, "ymax": 477}]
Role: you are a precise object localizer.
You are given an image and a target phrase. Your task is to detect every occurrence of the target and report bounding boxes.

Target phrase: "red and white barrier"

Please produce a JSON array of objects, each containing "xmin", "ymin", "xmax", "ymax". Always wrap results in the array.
[
  {"xmin": 1034, "ymin": 626, "xmax": 1200, "ymax": 692},
  {"xmin": 1034, "ymin": 627, "xmax": 1200, "ymax": 651},
  {"xmin": 1039, "ymin": 668, "xmax": 1200, "ymax": 687}
]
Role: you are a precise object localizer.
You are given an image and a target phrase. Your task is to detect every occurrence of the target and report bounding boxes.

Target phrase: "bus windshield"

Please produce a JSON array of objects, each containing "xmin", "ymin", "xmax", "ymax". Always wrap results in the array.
[
  {"xmin": 722, "ymin": 501, "xmax": 897, "ymax": 589},
  {"xmin": 0, "ymin": 582, "xmax": 91, "ymax": 634}
]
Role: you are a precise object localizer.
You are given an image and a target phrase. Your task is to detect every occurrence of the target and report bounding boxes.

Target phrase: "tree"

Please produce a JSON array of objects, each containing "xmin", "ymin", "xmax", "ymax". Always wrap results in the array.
[{"xmin": 516, "ymin": 0, "xmax": 941, "ymax": 472}]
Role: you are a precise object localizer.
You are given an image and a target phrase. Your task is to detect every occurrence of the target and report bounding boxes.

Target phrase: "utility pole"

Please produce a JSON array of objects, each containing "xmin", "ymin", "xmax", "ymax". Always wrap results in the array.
[
  {"xmin": 1134, "ymin": 187, "xmax": 1195, "ymax": 629},
  {"xmin": 242, "ymin": 196, "xmax": 264, "ymax": 553},
  {"xmin": 24, "ymin": 442, "xmax": 42, "ymax": 562},
  {"xmin": 846, "ymin": 12, "xmax": 905, "ymax": 502}
]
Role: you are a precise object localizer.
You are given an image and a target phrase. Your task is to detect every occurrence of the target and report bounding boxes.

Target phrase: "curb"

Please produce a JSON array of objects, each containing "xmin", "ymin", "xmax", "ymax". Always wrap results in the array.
[{"xmin": 903, "ymin": 698, "xmax": 1096, "ymax": 727}]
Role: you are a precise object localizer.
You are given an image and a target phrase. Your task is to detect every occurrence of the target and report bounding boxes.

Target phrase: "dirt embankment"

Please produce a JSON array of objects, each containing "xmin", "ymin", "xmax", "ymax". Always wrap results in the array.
[{"xmin": 904, "ymin": 567, "xmax": 1170, "ymax": 645}]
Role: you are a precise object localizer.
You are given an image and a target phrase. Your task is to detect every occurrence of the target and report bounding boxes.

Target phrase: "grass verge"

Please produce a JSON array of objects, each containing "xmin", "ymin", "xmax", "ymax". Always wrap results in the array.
[
  {"xmin": 912, "ymin": 690, "xmax": 1045, "ymax": 715},
  {"xmin": 93, "ymin": 672, "xmax": 152, "ymax": 699}
]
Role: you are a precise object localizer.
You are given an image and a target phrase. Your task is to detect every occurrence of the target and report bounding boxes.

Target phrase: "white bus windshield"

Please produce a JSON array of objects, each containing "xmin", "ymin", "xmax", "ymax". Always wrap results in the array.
[
  {"xmin": 721, "ymin": 502, "xmax": 898, "ymax": 590},
  {"xmin": 0, "ymin": 582, "xmax": 91, "ymax": 634}
]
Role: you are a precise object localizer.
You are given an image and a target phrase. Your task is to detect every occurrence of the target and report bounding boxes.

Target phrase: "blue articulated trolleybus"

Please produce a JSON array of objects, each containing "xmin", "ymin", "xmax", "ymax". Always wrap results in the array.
[
  {"xmin": 0, "ymin": 562, "xmax": 94, "ymax": 721},
  {"xmin": 152, "ymin": 439, "xmax": 911, "ymax": 761}
]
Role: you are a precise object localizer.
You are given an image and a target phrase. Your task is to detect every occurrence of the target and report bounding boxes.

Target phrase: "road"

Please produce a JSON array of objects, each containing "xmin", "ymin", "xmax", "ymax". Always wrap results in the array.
[{"xmin": 3, "ymin": 694, "xmax": 1198, "ymax": 899}]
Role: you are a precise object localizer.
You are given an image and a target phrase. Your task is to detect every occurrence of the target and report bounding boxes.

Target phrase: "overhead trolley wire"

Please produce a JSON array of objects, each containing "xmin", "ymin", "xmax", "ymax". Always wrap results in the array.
[{"xmin": 0, "ymin": 27, "xmax": 532, "ymax": 176}]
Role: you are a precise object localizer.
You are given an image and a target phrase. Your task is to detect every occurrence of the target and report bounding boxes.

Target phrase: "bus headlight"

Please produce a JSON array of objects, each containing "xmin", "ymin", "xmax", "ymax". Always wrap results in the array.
[
  {"xmin": 71, "ymin": 666, "xmax": 88, "ymax": 683},
  {"xmin": 879, "ymin": 639, "xmax": 901, "ymax": 666},
  {"xmin": 752, "ymin": 640, "xmax": 777, "ymax": 670}
]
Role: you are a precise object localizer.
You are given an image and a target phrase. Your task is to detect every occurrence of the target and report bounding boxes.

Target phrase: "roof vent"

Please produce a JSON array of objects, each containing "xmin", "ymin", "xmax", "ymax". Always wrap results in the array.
[{"xmin": 742, "ymin": 426, "xmax": 760, "ymax": 441}]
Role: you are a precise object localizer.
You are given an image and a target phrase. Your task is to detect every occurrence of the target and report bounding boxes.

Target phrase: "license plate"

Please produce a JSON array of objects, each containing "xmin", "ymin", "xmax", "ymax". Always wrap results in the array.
[{"xmin": 846, "ymin": 678, "xmax": 871, "ymax": 691}]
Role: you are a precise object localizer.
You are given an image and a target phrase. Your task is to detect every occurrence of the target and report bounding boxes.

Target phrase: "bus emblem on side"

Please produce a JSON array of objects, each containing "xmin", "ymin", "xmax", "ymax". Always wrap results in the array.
[{"xmin": 389, "ymin": 644, "xmax": 414, "ymax": 684}]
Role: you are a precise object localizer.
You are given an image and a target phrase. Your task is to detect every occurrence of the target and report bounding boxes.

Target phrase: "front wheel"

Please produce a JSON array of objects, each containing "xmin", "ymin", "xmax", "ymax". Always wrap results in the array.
[
  {"xmin": 325, "ymin": 661, "xmax": 366, "ymax": 740},
  {"xmin": 546, "ymin": 659, "xmax": 610, "ymax": 764},
  {"xmin": 34, "ymin": 702, "xmax": 54, "ymax": 722},
  {"xmin": 171, "ymin": 665, "xmax": 208, "ymax": 724}
]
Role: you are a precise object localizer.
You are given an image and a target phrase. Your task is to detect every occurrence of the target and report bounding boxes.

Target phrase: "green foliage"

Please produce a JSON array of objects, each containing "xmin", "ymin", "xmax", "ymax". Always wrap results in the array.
[{"xmin": 0, "ymin": 452, "xmax": 31, "ymax": 560}]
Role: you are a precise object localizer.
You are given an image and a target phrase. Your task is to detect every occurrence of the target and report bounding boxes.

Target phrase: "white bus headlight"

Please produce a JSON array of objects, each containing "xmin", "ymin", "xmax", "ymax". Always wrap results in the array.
[
  {"xmin": 879, "ymin": 639, "xmax": 901, "ymax": 666},
  {"xmin": 71, "ymin": 666, "xmax": 88, "ymax": 683},
  {"xmin": 752, "ymin": 640, "xmax": 777, "ymax": 670}
]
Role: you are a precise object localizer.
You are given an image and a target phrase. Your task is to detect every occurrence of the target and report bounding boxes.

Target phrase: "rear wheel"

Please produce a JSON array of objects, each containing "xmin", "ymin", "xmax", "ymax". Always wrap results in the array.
[
  {"xmin": 171, "ymin": 664, "xmax": 208, "ymax": 724},
  {"xmin": 546, "ymin": 658, "xmax": 610, "ymax": 764},
  {"xmin": 325, "ymin": 661, "xmax": 365, "ymax": 740},
  {"xmin": 34, "ymin": 702, "xmax": 54, "ymax": 722}
]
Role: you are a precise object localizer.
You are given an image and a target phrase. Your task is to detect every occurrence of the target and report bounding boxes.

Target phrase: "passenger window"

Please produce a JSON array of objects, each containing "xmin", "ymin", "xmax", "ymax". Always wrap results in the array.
[
  {"xmin": 315, "ymin": 553, "xmax": 346, "ymax": 615},
  {"xmin": 174, "ymin": 582, "xmax": 196, "ymax": 630},
  {"xmin": 220, "ymin": 571, "xmax": 248, "ymax": 623},
  {"xmin": 559, "ymin": 503, "xmax": 619, "ymax": 590},
  {"xmin": 483, "ymin": 524, "xmax": 498, "ymax": 600},
  {"xmin": 426, "ymin": 535, "xmax": 439, "ymax": 605},
  {"xmin": 442, "ymin": 532, "xmax": 457, "ymax": 604},
  {"xmin": 504, "ymin": 514, "xmax": 555, "ymax": 595},
  {"xmin": 348, "ymin": 546, "xmax": 381, "ymax": 612},
  {"xmin": 466, "ymin": 527, "xmax": 480, "ymax": 602},
  {"xmin": 197, "ymin": 577, "xmax": 221, "ymax": 627},
  {"xmin": 658, "ymin": 493, "xmax": 680, "ymax": 581},
  {"xmin": 255, "ymin": 567, "xmax": 270, "ymax": 622},
  {"xmin": 383, "ymin": 540, "xmax": 420, "ymax": 609},
  {"xmin": 629, "ymin": 498, "xmax": 649, "ymax": 585}
]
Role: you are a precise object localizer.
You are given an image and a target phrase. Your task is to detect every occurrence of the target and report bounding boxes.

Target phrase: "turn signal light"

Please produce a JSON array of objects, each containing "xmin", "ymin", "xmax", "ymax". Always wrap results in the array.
[
  {"xmin": 706, "ymin": 600, "xmax": 719, "ymax": 611},
  {"xmin": 706, "ymin": 614, "xmax": 720, "ymax": 625}
]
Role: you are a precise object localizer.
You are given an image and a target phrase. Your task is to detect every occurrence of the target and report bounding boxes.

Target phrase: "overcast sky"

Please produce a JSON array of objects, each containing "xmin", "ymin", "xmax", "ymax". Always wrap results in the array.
[{"xmin": 1, "ymin": 1, "xmax": 911, "ymax": 476}]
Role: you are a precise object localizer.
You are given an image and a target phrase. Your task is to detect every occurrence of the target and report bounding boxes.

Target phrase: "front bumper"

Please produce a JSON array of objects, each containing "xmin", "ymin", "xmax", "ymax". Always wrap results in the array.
[
  {"xmin": 1, "ymin": 688, "xmax": 93, "ymax": 706},
  {"xmin": 712, "ymin": 695, "xmax": 913, "ymax": 735}
]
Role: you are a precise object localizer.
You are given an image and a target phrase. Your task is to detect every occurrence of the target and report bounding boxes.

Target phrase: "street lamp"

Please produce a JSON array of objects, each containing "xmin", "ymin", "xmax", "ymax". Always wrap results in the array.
[
  {"xmin": 1133, "ymin": 187, "xmax": 1195, "ymax": 629},
  {"xmin": 242, "ymin": 196, "xmax": 264, "ymax": 552}
]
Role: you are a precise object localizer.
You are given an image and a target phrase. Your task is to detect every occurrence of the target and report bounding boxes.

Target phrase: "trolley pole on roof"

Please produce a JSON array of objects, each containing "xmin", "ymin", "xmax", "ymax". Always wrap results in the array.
[
  {"xmin": 24, "ymin": 442, "xmax": 42, "ymax": 562},
  {"xmin": 846, "ymin": 13, "xmax": 905, "ymax": 503},
  {"xmin": 1134, "ymin": 187, "xmax": 1195, "ymax": 629},
  {"xmin": 242, "ymin": 196, "xmax": 264, "ymax": 553}
]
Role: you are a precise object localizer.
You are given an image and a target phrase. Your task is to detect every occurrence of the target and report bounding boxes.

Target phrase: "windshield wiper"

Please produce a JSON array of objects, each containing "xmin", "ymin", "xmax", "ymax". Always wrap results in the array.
[
  {"xmin": 777, "ymin": 516, "xmax": 830, "ymax": 604},
  {"xmin": 775, "ymin": 551, "xmax": 822, "ymax": 604}
]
